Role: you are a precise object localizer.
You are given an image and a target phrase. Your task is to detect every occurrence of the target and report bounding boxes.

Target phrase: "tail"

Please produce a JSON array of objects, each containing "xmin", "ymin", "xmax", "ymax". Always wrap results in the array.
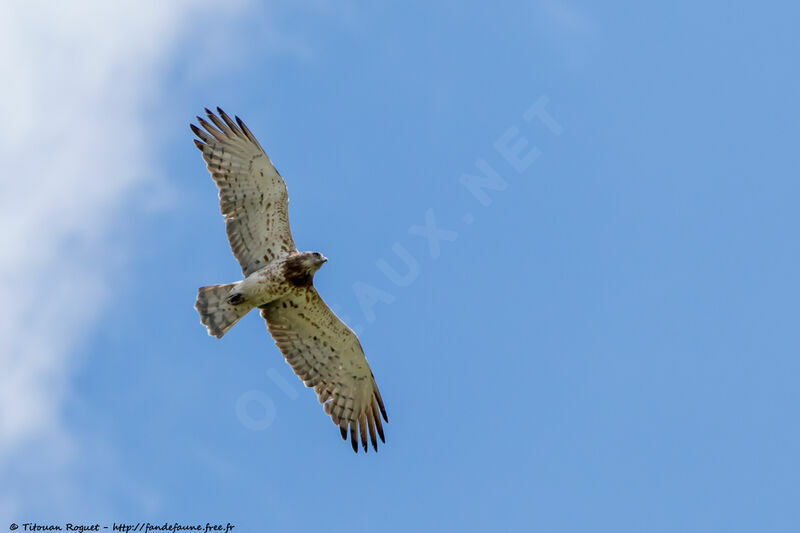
[{"xmin": 195, "ymin": 283, "xmax": 252, "ymax": 338}]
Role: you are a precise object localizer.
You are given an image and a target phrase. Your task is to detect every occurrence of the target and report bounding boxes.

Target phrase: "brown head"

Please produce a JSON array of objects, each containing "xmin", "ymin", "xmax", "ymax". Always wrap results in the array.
[{"xmin": 283, "ymin": 251, "xmax": 327, "ymax": 287}]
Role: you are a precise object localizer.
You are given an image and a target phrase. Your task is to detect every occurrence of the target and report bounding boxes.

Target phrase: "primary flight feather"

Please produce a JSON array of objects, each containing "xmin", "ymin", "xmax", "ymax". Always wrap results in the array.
[{"xmin": 191, "ymin": 108, "xmax": 387, "ymax": 453}]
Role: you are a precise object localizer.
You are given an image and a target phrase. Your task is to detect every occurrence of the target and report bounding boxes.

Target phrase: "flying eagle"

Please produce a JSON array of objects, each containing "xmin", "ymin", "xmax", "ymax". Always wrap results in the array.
[{"xmin": 191, "ymin": 108, "xmax": 387, "ymax": 453}]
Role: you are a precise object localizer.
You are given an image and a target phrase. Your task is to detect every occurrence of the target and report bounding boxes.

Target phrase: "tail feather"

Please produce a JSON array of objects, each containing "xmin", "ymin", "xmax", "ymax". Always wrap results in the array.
[{"xmin": 195, "ymin": 283, "xmax": 252, "ymax": 338}]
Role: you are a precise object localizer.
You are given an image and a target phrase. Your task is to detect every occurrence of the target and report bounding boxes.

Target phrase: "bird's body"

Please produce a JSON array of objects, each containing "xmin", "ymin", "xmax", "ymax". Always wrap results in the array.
[
  {"xmin": 195, "ymin": 251, "xmax": 324, "ymax": 338},
  {"xmin": 191, "ymin": 108, "xmax": 387, "ymax": 453},
  {"xmin": 231, "ymin": 255, "xmax": 295, "ymax": 305}
]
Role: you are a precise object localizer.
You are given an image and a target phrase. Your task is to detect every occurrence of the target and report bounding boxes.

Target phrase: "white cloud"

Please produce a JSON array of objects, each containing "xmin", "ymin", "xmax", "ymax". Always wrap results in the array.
[{"xmin": 0, "ymin": 0, "xmax": 253, "ymax": 512}]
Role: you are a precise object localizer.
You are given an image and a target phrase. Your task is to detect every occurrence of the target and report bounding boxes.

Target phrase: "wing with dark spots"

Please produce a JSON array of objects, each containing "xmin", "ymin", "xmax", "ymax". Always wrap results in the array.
[
  {"xmin": 260, "ymin": 286, "xmax": 388, "ymax": 453},
  {"xmin": 191, "ymin": 108, "xmax": 296, "ymax": 275}
]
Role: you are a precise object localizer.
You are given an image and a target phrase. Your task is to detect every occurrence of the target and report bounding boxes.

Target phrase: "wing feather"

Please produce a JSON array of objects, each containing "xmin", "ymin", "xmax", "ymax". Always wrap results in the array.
[
  {"xmin": 192, "ymin": 108, "xmax": 296, "ymax": 275},
  {"xmin": 260, "ymin": 286, "xmax": 388, "ymax": 453},
  {"xmin": 367, "ymin": 407, "xmax": 378, "ymax": 452},
  {"xmin": 204, "ymin": 107, "xmax": 230, "ymax": 133}
]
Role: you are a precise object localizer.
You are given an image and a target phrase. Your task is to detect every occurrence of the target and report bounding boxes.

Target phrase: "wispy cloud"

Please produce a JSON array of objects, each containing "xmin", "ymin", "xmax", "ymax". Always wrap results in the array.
[{"xmin": 0, "ymin": 0, "xmax": 254, "ymax": 513}]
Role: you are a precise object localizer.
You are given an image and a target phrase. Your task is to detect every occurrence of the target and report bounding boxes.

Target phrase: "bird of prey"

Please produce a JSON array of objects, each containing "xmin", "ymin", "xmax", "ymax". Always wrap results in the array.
[{"xmin": 191, "ymin": 108, "xmax": 387, "ymax": 453}]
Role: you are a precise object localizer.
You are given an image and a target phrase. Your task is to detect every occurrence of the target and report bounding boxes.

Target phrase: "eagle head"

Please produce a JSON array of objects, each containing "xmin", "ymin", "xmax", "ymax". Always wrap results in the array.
[
  {"xmin": 306, "ymin": 251, "xmax": 328, "ymax": 270},
  {"xmin": 284, "ymin": 251, "xmax": 327, "ymax": 287}
]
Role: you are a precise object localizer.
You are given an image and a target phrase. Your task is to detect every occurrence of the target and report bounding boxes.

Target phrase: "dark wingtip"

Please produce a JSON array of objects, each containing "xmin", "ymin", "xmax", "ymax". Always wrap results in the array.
[
  {"xmin": 216, "ymin": 107, "xmax": 240, "ymax": 133},
  {"xmin": 378, "ymin": 400, "xmax": 388, "ymax": 422},
  {"xmin": 373, "ymin": 402, "xmax": 386, "ymax": 443},
  {"xmin": 376, "ymin": 419, "xmax": 385, "ymax": 443},
  {"xmin": 189, "ymin": 124, "xmax": 211, "ymax": 140},
  {"xmin": 204, "ymin": 107, "xmax": 214, "ymax": 116},
  {"xmin": 340, "ymin": 426, "xmax": 347, "ymax": 440},
  {"xmin": 193, "ymin": 139, "xmax": 204, "ymax": 151},
  {"xmin": 367, "ymin": 417, "xmax": 378, "ymax": 452}
]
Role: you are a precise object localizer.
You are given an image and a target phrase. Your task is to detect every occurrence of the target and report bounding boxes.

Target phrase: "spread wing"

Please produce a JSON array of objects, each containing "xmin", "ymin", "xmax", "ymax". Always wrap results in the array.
[
  {"xmin": 260, "ymin": 287, "xmax": 388, "ymax": 453},
  {"xmin": 191, "ymin": 108, "xmax": 296, "ymax": 276}
]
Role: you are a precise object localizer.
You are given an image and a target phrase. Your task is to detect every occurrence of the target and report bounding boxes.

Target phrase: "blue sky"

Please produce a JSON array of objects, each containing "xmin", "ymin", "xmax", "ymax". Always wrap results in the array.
[{"xmin": 2, "ymin": 1, "xmax": 799, "ymax": 531}]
